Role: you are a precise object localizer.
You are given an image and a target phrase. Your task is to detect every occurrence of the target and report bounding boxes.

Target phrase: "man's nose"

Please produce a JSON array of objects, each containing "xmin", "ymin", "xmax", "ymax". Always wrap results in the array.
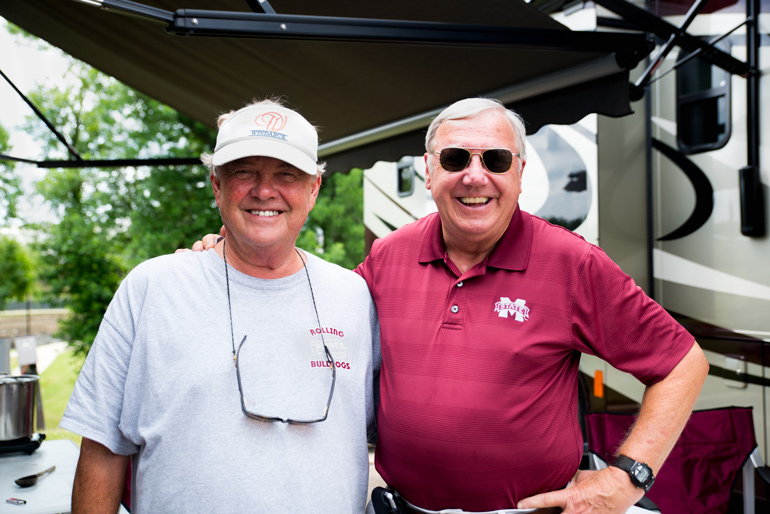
[
  {"xmin": 251, "ymin": 176, "xmax": 279, "ymax": 198},
  {"xmin": 462, "ymin": 154, "xmax": 489, "ymax": 185}
]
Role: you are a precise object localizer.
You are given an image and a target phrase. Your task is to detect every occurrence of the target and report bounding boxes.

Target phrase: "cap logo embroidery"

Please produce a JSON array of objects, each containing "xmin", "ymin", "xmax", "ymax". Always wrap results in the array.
[
  {"xmin": 494, "ymin": 297, "xmax": 530, "ymax": 322},
  {"xmin": 248, "ymin": 112, "xmax": 289, "ymax": 141},
  {"xmin": 255, "ymin": 111, "xmax": 287, "ymax": 130}
]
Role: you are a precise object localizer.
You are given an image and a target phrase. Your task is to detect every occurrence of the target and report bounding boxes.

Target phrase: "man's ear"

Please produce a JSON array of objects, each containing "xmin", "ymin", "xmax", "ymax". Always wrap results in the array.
[
  {"xmin": 307, "ymin": 173, "xmax": 322, "ymax": 211},
  {"xmin": 424, "ymin": 153, "xmax": 432, "ymax": 190},
  {"xmin": 211, "ymin": 170, "xmax": 221, "ymax": 206}
]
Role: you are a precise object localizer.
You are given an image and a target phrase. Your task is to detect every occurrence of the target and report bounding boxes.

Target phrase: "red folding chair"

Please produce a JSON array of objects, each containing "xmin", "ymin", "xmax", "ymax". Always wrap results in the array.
[{"xmin": 584, "ymin": 407, "xmax": 770, "ymax": 514}]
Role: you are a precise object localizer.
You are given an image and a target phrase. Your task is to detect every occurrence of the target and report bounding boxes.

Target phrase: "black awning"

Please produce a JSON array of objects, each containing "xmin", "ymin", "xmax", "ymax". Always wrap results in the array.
[{"xmin": 0, "ymin": 0, "xmax": 648, "ymax": 172}]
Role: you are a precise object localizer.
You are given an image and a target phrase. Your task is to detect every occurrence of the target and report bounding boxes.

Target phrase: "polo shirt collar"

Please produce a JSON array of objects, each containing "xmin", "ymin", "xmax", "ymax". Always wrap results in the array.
[{"xmin": 418, "ymin": 206, "xmax": 532, "ymax": 271}]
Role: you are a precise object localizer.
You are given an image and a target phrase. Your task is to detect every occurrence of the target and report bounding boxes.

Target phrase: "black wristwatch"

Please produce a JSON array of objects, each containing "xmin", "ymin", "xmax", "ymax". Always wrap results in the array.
[{"xmin": 611, "ymin": 455, "xmax": 655, "ymax": 492}]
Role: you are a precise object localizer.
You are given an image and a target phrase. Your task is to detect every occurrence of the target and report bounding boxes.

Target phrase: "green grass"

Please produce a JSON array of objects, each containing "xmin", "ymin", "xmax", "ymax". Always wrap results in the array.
[{"xmin": 39, "ymin": 349, "xmax": 85, "ymax": 446}]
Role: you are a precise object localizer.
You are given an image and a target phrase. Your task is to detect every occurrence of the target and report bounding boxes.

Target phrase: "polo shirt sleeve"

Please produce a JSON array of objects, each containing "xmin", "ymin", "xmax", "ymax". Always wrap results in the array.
[
  {"xmin": 570, "ymin": 245, "xmax": 695, "ymax": 386},
  {"xmin": 355, "ymin": 253, "xmax": 382, "ymax": 445},
  {"xmin": 354, "ymin": 253, "xmax": 373, "ymax": 285}
]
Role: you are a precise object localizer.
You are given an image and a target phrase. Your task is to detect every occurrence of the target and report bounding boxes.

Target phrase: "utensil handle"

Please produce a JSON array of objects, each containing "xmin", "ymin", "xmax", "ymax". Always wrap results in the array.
[{"xmin": 39, "ymin": 465, "xmax": 56, "ymax": 476}]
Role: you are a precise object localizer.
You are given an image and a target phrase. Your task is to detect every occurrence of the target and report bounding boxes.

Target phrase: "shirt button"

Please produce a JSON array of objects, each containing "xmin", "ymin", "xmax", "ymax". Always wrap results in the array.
[
  {"xmin": 451, "ymin": 305, "xmax": 459, "ymax": 313},
  {"xmin": 457, "ymin": 281, "xmax": 464, "ymax": 287}
]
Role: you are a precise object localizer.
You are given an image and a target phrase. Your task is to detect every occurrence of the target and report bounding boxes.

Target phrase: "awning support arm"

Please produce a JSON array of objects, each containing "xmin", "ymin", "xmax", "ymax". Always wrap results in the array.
[
  {"xmin": 632, "ymin": 0, "xmax": 709, "ymax": 91},
  {"xmin": 0, "ymin": 67, "xmax": 82, "ymax": 161},
  {"xmin": 592, "ymin": 0, "xmax": 751, "ymax": 77},
  {"xmin": 0, "ymin": 155, "xmax": 202, "ymax": 169},
  {"xmin": 245, "ymin": 0, "xmax": 276, "ymax": 15},
  {"xmin": 637, "ymin": 18, "xmax": 751, "ymax": 89},
  {"xmin": 73, "ymin": 0, "xmax": 173, "ymax": 24}
]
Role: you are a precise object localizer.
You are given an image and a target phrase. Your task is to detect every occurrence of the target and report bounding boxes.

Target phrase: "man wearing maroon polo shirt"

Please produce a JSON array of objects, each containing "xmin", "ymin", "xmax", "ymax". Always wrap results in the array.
[{"xmin": 355, "ymin": 98, "xmax": 708, "ymax": 514}]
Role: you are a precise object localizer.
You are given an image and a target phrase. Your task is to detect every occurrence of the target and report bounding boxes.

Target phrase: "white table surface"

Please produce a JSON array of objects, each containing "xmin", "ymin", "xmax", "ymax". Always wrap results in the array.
[{"xmin": 0, "ymin": 439, "xmax": 79, "ymax": 514}]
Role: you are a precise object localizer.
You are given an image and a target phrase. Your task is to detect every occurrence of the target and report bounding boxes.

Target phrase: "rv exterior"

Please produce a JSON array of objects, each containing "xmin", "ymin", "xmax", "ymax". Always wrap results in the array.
[{"xmin": 363, "ymin": 0, "xmax": 770, "ymax": 468}]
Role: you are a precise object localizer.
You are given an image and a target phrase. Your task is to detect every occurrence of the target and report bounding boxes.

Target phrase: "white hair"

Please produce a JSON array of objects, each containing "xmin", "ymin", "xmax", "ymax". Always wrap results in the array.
[{"xmin": 425, "ymin": 98, "xmax": 527, "ymax": 162}]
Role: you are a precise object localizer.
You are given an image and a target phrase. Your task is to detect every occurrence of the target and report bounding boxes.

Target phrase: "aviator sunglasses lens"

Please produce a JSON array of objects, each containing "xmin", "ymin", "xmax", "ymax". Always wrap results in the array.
[
  {"xmin": 438, "ymin": 148, "xmax": 513, "ymax": 173},
  {"xmin": 483, "ymin": 149, "xmax": 513, "ymax": 173},
  {"xmin": 439, "ymin": 148, "xmax": 471, "ymax": 171}
]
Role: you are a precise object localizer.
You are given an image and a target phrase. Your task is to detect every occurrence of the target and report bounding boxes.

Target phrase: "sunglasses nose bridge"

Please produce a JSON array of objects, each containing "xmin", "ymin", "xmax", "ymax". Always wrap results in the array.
[{"xmin": 462, "ymin": 153, "xmax": 490, "ymax": 181}]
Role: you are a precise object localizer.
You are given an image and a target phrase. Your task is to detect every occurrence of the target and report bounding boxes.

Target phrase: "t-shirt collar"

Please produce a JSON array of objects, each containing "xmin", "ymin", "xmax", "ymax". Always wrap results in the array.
[{"xmin": 418, "ymin": 206, "xmax": 532, "ymax": 271}]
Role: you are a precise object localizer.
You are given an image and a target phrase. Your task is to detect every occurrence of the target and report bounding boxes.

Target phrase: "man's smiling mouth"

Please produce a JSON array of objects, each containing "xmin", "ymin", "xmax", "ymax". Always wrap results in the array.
[
  {"xmin": 459, "ymin": 197, "xmax": 490, "ymax": 205},
  {"xmin": 247, "ymin": 210, "xmax": 280, "ymax": 217}
]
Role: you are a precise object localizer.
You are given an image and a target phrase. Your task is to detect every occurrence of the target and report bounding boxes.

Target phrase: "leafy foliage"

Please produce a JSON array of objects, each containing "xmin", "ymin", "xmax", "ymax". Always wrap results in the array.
[
  {"xmin": 33, "ymin": 169, "xmax": 126, "ymax": 357},
  {"xmin": 23, "ymin": 57, "xmax": 219, "ymax": 356},
  {"xmin": 0, "ymin": 123, "xmax": 21, "ymax": 219},
  {"xmin": 0, "ymin": 236, "xmax": 34, "ymax": 311},
  {"xmin": 20, "ymin": 52, "xmax": 365, "ymax": 356},
  {"xmin": 297, "ymin": 168, "xmax": 365, "ymax": 270}
]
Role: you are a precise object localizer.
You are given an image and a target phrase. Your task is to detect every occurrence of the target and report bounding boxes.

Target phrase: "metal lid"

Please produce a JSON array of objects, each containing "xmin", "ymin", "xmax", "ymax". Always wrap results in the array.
[{"xmin": 0, "ymin": 374, "xmax": 39, "ymax": 385}]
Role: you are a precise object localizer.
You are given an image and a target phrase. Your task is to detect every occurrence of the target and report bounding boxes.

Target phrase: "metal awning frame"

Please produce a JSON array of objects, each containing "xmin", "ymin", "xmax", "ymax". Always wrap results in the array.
[
  {"xmin": 79, "ymin": 0, "xmax": 649, "ymax": 60},
  {"xmin": 1, "ymin": 0, "xmax": 758, "ymax": 171},
  {"xmin": 2, "ymin": 0, "xmax": 654, "ymax": 170}
]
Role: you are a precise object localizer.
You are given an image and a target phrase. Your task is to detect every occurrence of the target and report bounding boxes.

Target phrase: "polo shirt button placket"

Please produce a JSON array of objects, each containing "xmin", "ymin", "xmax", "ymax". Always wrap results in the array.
[{"xmin": 444, "ymin": 277, "xmax": 467, "ymax": 326}]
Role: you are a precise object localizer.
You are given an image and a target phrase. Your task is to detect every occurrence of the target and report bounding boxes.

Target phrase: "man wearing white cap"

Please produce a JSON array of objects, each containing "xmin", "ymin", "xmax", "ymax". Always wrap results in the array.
[{"xmin": 61, "ymin": 99, "xmax": 381, "ymax": 513}]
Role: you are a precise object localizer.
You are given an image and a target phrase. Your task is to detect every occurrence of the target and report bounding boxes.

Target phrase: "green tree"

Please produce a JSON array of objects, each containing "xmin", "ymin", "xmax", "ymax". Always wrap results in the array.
[
  {"xmin": 33, "ymin": 168, "xmax": 125, "ymax": 357},
  {"xmin": 0, "ymin": 236, "xmax": 34, "ymax": 311},
  {"xmin": 297, "ymin": 168, "xmax": 365, "ymax": 270},
  {"xmin": 0, "ymin": 123, "xmax": 21, "ymax": 219},
  {"xmin": 14, "ymin": 27, "xmax": 365, "ymax": 355},
  {"xmin": 23, "ymin": 56, "xmax": 219, "ymax": 355}
]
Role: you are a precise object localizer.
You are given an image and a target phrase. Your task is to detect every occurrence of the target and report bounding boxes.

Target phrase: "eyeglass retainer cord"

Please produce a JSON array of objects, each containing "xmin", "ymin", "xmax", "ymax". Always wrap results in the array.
[{"xmin": 222, "ymin": 240, "xmax": 332, "ymax": 372}]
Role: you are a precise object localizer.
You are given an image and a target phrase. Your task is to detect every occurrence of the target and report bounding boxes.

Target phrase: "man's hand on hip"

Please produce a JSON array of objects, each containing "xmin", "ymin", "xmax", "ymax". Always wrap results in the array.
[{"xmin": 516, "ymin": 467, "xmax": 644, "ymax": 514}]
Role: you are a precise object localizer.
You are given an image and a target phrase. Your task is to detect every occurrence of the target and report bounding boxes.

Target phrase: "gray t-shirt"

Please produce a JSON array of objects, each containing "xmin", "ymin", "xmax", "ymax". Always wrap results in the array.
[{"xmin": 62, "ymin": 249, "xmax": 381, "ymax": 513}]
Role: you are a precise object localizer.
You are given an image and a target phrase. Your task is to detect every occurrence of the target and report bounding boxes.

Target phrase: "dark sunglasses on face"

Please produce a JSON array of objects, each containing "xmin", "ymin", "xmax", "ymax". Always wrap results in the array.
[{"xmin": 432, "ymin": 147, "xmax": 519, "ymax": 174}]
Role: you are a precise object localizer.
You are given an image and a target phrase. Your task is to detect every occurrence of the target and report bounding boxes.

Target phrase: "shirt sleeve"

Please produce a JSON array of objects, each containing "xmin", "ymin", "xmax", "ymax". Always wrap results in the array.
[
  {"xmin": 367, "ymin": 292, "xmax": 382, "ymax": 446},
  {"xmin": 354, "ymin": 252, "xmax": 373, "ymax": 285},
  {"xmin": 570, "ymin": 245, "xmax": 695, "ymax": 386},
  {"xmin": 59, "ymin": 282, "xmax": 139, "ymax": 456}
]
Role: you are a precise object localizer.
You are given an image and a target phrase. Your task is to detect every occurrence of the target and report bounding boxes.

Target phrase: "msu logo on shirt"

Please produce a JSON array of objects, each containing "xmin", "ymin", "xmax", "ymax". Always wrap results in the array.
[{"xmin": 494, "ymin": 297, "xmax": 530, "ymax": 322}]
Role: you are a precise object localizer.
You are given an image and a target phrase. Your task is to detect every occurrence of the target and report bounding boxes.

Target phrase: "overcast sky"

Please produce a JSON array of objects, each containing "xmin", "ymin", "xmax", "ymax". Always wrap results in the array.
[{"xmin": 1, "ymin": 17, "xmax": 70, "ymax": 231}]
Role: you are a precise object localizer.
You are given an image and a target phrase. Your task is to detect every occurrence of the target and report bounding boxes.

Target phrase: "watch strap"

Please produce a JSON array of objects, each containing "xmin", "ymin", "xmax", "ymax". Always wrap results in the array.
[
  {"xmin": 612, "ymin": 455, "xmax": 637, "ymax": 471},
  {"xmin": 611, "ymin": 454, "xmax": 655, "ymax": 492}
]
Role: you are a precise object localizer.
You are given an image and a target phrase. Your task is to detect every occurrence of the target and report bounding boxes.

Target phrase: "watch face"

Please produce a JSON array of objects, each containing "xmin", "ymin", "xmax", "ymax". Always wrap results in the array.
[
  {"xmin": 631, "ymin": 462, "xmax": 654, "ymax": 490},
  {"xmin": 633, "ymin": 465, "xmax": 650, "ymax": 483},
  {"xmin": 612, "ymin": 456, "xmax": 654, "ymax": 491}
]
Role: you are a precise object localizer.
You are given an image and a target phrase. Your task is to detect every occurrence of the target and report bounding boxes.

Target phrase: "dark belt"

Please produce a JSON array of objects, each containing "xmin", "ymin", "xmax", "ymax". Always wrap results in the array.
[
  {"xmin": 399, "ymin": 496, "xmax": 562, "ymax": 514},
  {"xmin": 403, "ymin": 507, "xmax": 562, "ymax": 514},
  {"xmin": 372, "ymin": 486, "xmax": 562, "ymax": 514},
  {"xmin": 401, "ymin": 503, "xmax": 562, "ymax": 514}
]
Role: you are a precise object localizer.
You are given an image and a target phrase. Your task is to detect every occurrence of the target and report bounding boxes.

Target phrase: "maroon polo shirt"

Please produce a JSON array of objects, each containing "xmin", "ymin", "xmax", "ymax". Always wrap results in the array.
[{"xmin": 356, "ymin": 207, "xmax": 694, "ymax": 511}]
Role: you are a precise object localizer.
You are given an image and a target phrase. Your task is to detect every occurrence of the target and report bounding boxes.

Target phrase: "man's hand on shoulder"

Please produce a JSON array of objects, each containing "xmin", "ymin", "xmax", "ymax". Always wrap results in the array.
[
  {"xmin": 516, "ymin": 467, "xmax": 644, "ymax": 514},
  {"xmin": 174, "ymin": 226, "xmax": 226, "ymax": 253}
]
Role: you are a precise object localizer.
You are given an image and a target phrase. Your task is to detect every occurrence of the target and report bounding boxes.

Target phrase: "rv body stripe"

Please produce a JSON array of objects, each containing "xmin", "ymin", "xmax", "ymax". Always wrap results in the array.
[
  {"xmin": 652, "ymin": 138, "xmax": 714, "ymax": 240},
  {"xmin": 653, "ymin": 248, "xmax": 770, "ymax": 301}
]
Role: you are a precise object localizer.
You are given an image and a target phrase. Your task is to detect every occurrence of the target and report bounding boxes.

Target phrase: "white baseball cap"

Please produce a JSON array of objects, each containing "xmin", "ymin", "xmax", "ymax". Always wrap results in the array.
[{"xmin": 212, "ymin": 104, "xmax": 319, "ymax": 175}]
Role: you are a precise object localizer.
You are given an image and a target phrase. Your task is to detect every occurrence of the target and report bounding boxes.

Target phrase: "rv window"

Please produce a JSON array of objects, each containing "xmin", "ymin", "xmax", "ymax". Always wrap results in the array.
[
  {"xmin": 397, "ymin": 156, "xmax": 415, "ymax": 197},
  {"xmin": 676, "ymin": 39, "xmax": 731, "ymax": 154}
]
